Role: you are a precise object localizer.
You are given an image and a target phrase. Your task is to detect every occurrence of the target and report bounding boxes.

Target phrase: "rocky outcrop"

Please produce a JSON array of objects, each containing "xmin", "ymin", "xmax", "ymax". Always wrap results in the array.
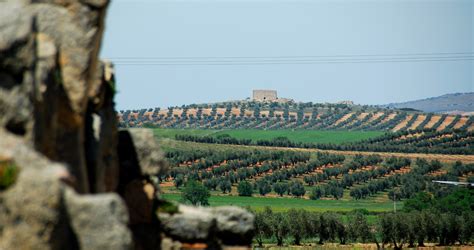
[
  {"xmin": 0, "ymin": 0, "xmax": 110, "ymax": 194},
  {"xmin": 0, "ymin": 0, "xmax": 254, "ymax": 249},
  {"xmin": 0, "ymin": 129, "xmax": 132, "ymax": 249}
]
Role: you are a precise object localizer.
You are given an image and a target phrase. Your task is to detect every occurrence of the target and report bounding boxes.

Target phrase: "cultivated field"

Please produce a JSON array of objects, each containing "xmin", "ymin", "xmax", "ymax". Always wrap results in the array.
[
  {"xmin": 156, "ymin": 135, "xmax": 473, "ymax": 205},
  {"xmin": 153, "ymin": 128, "xmax": 384, "ymax": 144},
  {"xmin": 160, "ymin": 193, "xmax": 400, "ymax": 212},
  {"xmin": 119, "ymin": 101, "xmax": 474, "ymax": 132}
]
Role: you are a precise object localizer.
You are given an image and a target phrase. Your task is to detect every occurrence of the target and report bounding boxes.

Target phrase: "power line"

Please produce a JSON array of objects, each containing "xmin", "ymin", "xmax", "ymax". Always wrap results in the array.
[
  {"xmin": 105, "ymin": 52, "xmax": 474, "ymax": 65},
  {"xmin": 111, "ymin": 57, "xmax": 474, "ymax": 66},
  {"xmin": 112, "ymin": 56, "xmax": 474, "ymax": 63},
  {"xmin": 106, "ymin": 52, "xmax": 474, "ymax": 60}
]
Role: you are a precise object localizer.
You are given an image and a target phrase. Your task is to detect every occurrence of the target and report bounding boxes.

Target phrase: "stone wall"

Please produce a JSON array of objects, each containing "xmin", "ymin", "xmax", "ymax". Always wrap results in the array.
[{"xmin": 0, "ymin": 1, "xmax": 254, "ymax": 249}]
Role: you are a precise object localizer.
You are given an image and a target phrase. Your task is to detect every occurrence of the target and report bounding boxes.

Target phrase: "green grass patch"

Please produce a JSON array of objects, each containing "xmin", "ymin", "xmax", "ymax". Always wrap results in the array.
[
  {"xmin": 153, "ymin": 128, "xmax": 384, "ymax": 145},
  {"xmin": 153, "ymin": 128, "xmax": 220, "ymax": 139},
  {"xmin": 161, "ymin": 193, "xmax": 400, "ymax": 212}
]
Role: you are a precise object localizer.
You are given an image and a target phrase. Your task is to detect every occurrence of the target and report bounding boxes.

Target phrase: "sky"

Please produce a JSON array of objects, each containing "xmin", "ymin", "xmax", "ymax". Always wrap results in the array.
[{"xmin": 101, "ymin": 0, "xmax": 473, "ymax": 110}]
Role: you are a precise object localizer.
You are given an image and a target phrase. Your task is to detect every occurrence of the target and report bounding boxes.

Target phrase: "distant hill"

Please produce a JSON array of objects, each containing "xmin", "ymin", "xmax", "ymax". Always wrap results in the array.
[
  {"xmin": 118, "ymin": 100, "xmax": 474, "ymax": 132},
  {"xmin": 383, "ymin": 93, "xmax": 474, "ymax": 114}
]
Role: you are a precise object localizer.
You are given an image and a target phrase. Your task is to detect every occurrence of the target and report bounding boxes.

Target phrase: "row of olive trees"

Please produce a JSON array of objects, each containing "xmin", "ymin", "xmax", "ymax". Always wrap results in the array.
[
  {"xmin": 174, "ymin": 128, "xmax": 474, "ymax": 155},
  {"xmin": 253, "ymin": 207, "xmax": 474, "ymax": 249}
]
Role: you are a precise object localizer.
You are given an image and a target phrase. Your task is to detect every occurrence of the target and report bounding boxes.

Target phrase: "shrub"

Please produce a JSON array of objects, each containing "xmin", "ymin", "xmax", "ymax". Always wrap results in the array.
[
  {"xmin": 309, "ymin": 186, "xmax": 324, "ymax": 200},
  {"xmin": 237, "ymin": 181, "xmax": 253, "ymax": 196},
  {"xmin": 290, "ymin": 181, "xmax": 306, "ymax": 197}
]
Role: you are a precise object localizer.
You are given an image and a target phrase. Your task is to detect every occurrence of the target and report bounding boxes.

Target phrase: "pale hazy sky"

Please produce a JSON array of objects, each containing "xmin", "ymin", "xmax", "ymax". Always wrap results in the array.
[{"xmin": 101, "ymin": 0, "xmax": 473, "ymax": 110}]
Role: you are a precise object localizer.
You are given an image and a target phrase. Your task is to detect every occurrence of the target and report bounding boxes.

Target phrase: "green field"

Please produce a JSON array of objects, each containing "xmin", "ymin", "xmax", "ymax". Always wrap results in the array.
[
  {"xmin": 161, "ymin": 193, "xmax": 400, "ymax": 212},
  {"xmin": 153, "ymin": 128, "xmax": 384, "ymax": 145}
]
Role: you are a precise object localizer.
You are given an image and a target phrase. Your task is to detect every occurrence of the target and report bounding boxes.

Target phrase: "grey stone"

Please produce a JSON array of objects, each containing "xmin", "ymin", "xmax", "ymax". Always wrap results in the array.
[
  {"xmin": 0, "ymin": 132, "xmax": 77, "ymax": 250},
  {"xmin": 212, "ymin": 206, "xmax": 255, "ymax": 245},
  {"xmin": 0, "ymin": 2, "xmax": 32, "ymax": 54},
  {"xmin": 0, "ymin": 0, "xmax": 111, "ymax": 194},
  {"xmin": 159, "ymin": 205, "xmax": 255, "ymax": 246},
  {"xmin": 64, "ymin": 188, "xmax": 132, "ymax": 250},
  {"xmin": 159, "ymin": 205, "xmax": 216, "ymax": 242},
  {"xmin": 127, "ymin": 128, "xmax": 168, "ymax": 176},
  {"xmin": 117, "ymin": 129, "xmax": 167, "ymax": 193}
]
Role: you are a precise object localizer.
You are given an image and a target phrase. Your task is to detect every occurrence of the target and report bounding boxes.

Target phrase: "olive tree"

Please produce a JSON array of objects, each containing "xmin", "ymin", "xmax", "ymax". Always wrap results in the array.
[{"xmin": 181, "ymin": 181, "xmax": 210, "ymax": 206}]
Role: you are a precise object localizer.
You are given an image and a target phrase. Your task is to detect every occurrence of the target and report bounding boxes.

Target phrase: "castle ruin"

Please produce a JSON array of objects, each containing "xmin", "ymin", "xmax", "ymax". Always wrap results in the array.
[
  {"xmin": 252, "ymin": 89, "xmax": 278, "ymax": 102},
  {"xmin": 252, "ymin": 89, "xmax": 293, "ymax": 103}
]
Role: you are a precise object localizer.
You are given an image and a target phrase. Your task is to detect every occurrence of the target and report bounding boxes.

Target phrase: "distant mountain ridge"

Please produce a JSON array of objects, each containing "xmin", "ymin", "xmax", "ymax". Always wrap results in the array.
[{"xmin": 383, "ymin": 92, "xmax": 474, "ymax": 114}]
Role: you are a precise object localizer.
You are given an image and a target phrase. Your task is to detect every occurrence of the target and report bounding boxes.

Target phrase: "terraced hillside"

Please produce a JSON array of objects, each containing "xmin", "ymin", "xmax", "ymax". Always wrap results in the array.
[{"xmin": 118, "ymin": 101, "xmax": 474, "ymax": 132}]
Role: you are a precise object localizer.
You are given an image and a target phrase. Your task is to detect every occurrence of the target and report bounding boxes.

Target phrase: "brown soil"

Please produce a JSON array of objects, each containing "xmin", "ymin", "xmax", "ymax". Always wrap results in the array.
[
  {"xmin": 171, "ymin": 109, "xmax": 183, "ymax": 116},
  {"xmin": 453, "ymin": 116, "xmax": 468, "ymax": 129},
  {"xmin": 397, "ymin": 132, "xmax": 424, "ymax": 140},
  {"xmin": 425, "ymin": 115, "xmax": 441, "ymax": 129},
  {"xmin": 332, "ymin": 112, "xmax": 356, "ymax": 127},
  {"xmin": 437, "ymin": 116, "xmax": 455, "ymax": 131},
  {"xmin": 259, "ymin": 110, "xmax": 270, "ymax": 117},
  {"xmin": 392, "ymin": 114, "xmax": 413, "ymax": 132},
  {"xmin": 469, "ymin": 123, "xmax": 474, "ymax": 132},
  {"xmin": 221, "ymin": 144, "xmax": 474, "ymax": 163},
  {"xmin": 231, "ymin": 108, "xmax": 240, "ymax": 116},
  {"xmin": 158, "ymin": 109, "xmax": 167, "ymax": 116},
  {"xmin": 379, "ymin": 112, "xmax": 397, "ymax": 125},
  {"xmin": 428, "ymin": 170, "xmax": 447, "ymax": 177},
  {"xmin": 159, "ymin": 182, "xmax": 174, "ymax": 187},
  {"xmin": 187, "ymin": 109, "xmax": 197, "ymax": 116},
  {"xmin": 364, "ymin": 112, "xmax": 384, "ymax": 124},
  {"xmin": 408, "ymin": 114, "xmax": 426, "ymax": 130},
  {"xmin": 346, "ymin": 112, "xmax": 369, "ymax": 127}
]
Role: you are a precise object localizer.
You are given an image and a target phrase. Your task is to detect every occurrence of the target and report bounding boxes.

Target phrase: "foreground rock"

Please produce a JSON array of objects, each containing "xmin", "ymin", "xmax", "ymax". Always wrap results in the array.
[
  {"xmin": 64, "ymin": 189, "xmax": 132, "ymax": 250},
  {"xmin": 0, "ymin": 130, "xmax": 132, "ymax": 250},
  {"xmin": 0, "ymin": 0, "xmax": 255, "ymax": 249},
  {"xmin": 0, "ymin": 0, "xmax": 111, "ymax": 194},
  {"xmin": 159, "ymin": 204, "xmax": 255, "ymax": 248}
]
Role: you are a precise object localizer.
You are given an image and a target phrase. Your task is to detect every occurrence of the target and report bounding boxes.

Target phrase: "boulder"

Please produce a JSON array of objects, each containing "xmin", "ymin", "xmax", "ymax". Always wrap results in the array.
[
  {"xmin": 159, "ymin": 205, "xmax": 216, "ymax": 242},
  {"xmin": 64, "ymin": 188, "xmax": 132, "ymax": 250},
  {"xmin": 159, "ymin": 204, "xmax": 255, "ymax": 247},
  {"xmin": 0, "ymin": 131, "xmax": 77, "ymax": 249},
  {"xmin": 212, "ymin": 206, "xmax": 255, "ymax": 246},
  {"xmin": 0, "ymin": 129, "xmax": 131, "ymax": 250}
]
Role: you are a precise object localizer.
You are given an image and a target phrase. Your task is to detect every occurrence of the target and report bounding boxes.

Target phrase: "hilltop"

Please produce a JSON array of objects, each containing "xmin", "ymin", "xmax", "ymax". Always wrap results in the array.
[
  {"xmin": 118, "ymin": 100, "xmax": 474, "ymax": 132},
  {"xmin": 383, "ymin": 92, "xmax": 474, "ymax": 114}
]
